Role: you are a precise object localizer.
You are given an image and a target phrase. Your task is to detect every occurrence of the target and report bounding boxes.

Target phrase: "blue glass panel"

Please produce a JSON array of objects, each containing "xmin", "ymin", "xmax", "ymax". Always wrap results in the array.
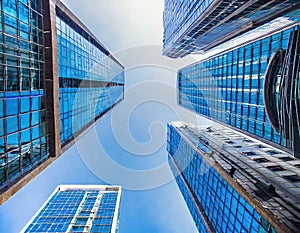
[
  {"xmin": 7, "ymin": 132, "xmax": 19, "ymax": 147},
  {"xmin": 6, "ymin": 116, "xmax": 18, "ymax": 134},
  {"xmin": 21, "ymin": 97, "xmax": 30, "ymax": 113},
  {"xmin": 0, "ymin": 100, "xmax": 3, "ymax": 118},
  {"xmin": 21, "ymin": 129, "xmax": 31, "ymax": 143},
  {"xmin": 0, "ymin": 119, "xmax": 4, "ymax": 137},
  {"xmin": 4, "ymin": 14, "xmax": 18, "ymax": 36},
  {"xmin": 6, "ymin": 98, "xmax": 19, "ymax": 116},
  {"xmin": 19, "ymin": 3, "xmax": 29, "ymax": 23},
  {"xmin": 20, "ymin": 113, "xmax": 30, "ymax": 129},
  {"xmin": 3, "ymin": 0, "xmax": 17, "ymax": 17},
  {"xmin": 31, "ymin": 111, "xmax": 39, "ymax": 126}
]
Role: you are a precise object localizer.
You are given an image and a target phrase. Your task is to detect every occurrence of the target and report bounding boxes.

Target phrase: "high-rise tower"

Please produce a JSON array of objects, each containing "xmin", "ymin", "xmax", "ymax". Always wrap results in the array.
[
  {"xmin": 167, "ymin": 121, "xmax": 300, "ymax": 233},
  {"xmin": 165, "ymin": 1, "xmax": 300, "ymax": 232},
  {"xmin": 22, "ymin": 185, "xmax": 121, "ymax": 233},
  {"xmin": 178, "ymin": 24, "xmax": 300, "ymax": 158},
  {"xmin": 0, "ymin": 0, "xmax": 124, "ymax": 204},
  {"xmin": 163, "ymin": 0, "xmax": 300, "ymax": 58}
]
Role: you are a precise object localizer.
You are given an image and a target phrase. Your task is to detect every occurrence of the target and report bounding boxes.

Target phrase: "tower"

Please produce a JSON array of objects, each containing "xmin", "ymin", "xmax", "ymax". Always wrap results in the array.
[{"xmin": 22, "ymin": 185, "xmax": 122, "ymax": 233}]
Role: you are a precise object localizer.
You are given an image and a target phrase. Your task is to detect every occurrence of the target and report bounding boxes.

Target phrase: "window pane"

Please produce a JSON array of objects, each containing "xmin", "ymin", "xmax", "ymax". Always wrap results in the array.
[
  {"xmin": 6, "ymin": 98, "xmax": 19, "ymax": 116},
  {"xmin": 6, "ymin": 66, "xmax": 19, "ymax": 91},
  {"xmin": 6, "ymin": 116, "xmax": 18, "ymax": 134},
  {"xmin": 21, "ymin": 97, "xmax": 30, "ymax": 113}
]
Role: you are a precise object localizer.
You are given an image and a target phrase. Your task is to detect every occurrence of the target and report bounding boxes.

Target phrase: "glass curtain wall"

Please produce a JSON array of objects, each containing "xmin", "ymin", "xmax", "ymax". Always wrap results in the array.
[
  {"xmin": 24, "ymin": 189, "xmax": 119, "ymax": 232},
  {"xmin": 178, "ymin": 25, "xmax": 299, "ymax": 153},
  {"xmin": 167, "ymin": 123, "xmax": 277, "ymax": 233},
  {"xmin": 163, "ymin": 0, "xmax": 300, "ymax": 58},
  {"xmin": 56, "ymin": 15, "xmax": 124, "ymax": 145},
  {"xmin": 0, "ymin": 0, "xmax": 48, "ymax": 188}
]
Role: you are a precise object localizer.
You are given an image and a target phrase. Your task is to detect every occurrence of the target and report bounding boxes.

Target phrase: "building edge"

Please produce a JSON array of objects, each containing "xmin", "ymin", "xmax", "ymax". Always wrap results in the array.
[
  {"xmin": 54, "ymin": 0, "xmax": 124, "ymax": 69},
  {"xmin": 111, "ymin": 186, "xmax": 122, "ymax": 233},
  {"xmin": 42, "ymin": 0, "xmax": 61, "ymax": 158}
]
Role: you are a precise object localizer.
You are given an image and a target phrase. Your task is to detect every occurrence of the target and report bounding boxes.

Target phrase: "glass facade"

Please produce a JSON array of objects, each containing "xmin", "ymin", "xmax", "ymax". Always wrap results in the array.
[
  {"xmin": 163, "ymin": 0, "xmax": 214, "ymax": 57},
  {"xmin": 23, "ymin": 185, "xmax": 121, "ymax": 233},
  {"xmin": 169, "ymin": 160, "xmax": 208, "ymax": 233},
  {"xmin": 167, "ymin": 123, "xmax": 279, "ymax": 233},
  {"xmin": 178, "ymin": 25, "xmax": 300, "ymax": 154},
  {"xmin": 0, "ymin": 0, "xmax": 124, "ymax": 204},
  {"xmin": 0, "ymin": 0, "xmax": 48, "ymax": 188},
  {"xmin": 56, "ymin": 14, "xmax": 124, "ymax": 145},
  {"xmin": 163, "ymin": 0, "xmax": 300, "ymax": 58}
]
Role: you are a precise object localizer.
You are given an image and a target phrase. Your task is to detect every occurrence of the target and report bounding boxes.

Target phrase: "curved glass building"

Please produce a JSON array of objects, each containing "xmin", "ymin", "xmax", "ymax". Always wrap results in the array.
[{"xmin": 178, "ymin": 24, "xmax": 300, "ymax": 158}]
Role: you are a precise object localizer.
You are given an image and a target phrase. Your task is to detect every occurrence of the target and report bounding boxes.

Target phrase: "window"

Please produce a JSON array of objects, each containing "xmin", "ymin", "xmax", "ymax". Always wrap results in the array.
[
  {"xmin": 225, "ymin": 140, "xmax": 234, "ymax": 144},
  {"xmin": 266, "ymin": 150, "xmax": 280, "ymax": 155},
  {"xmin": 283, "ymin": 175, "xmax": 300, "ymax": 182},
  {"xmin": 251, "ymin": 157, "xmax": 269, "ymax": 163},
  {"xmin": 243, "ymin": 151, "xmax": 256, "ymax": 156},
  {"xmin": 280, "ymin": 157, "xmax": 295, "ymax": 162},
  {"xmin": 266, "ymin": 165, "xmax": 285, "ymax": 172}
]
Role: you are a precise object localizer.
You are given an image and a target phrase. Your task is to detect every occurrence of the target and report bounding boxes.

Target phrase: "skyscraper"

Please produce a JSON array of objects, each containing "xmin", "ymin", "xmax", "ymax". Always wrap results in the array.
[
  {"xmin": 21, "ymin": 185, "xmax": 121, "ymax": 233},
  {"xmin": 165, "ymin": 1, "xmax": 300, "ymax": 232},
  {"xmin": 167, "ymin": 121, "xmax": 300, "ymax": 233},
  {"xmin": 0, "ymin": 0, "xmax": 124, "ymax": 204},
  {"xmin": 163, "ymin": 0, "xmax": 300, "ymax": 58},
  {"xmin": 178, "ymin": 23, "xmax": 300, "ymax": 158}
]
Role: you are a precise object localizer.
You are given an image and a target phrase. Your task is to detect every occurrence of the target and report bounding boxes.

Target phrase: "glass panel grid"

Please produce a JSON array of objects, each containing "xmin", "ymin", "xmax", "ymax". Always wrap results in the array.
[
  {"xmin": 178, "ymin": 26, "xmax": 299, "ymax": 152},
  {"xmin": 0, "ymin": 0, "xmax": 48, "ymax": 188},
  {"xmin": 55, "ymin": 16, "xmax": 124, "ymax": 145},
  {"xmin": 163, "ymin": 0, "xmax": 300, "ymax": 57},
  {"xmin": 24, "ymin": 190, "xmax": 119, "ymax": 233},
  {"xmin": 167, "ymin": 124, "xmax": 277, "ymax": 233}
]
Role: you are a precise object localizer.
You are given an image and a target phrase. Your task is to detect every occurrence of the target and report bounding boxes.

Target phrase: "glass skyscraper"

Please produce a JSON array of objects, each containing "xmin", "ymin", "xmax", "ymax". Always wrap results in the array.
[
  {"xmin": 0, "ymin": 0, "xmax": 49, "ymax": 203},
  {"xmin": 178, "ymin": 23, "xmax": 300, "ymax": 158},
  {"xmin": 167, "ymin": 121, "xmax": 300, "ymax": 233},
  {"xmin": 21, "ymin": 185, "xmax": 121, "ymax": 233},
  {"xmin": 56, "ymin": 6, "xmax": 124, "ymax": 146},
  {"xmin": 163, "ymin": 0, "xmax": 300, "ymax": 58},
  {"xmin": 0, "ymin": 0, "xmax": 124, "ymax": 204},
  {"xmin": 166, "ymin": 2, "xmax": 300, "ymax": 231}
]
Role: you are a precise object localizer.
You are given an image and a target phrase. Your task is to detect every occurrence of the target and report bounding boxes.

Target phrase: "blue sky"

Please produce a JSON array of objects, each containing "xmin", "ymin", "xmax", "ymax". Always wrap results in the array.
[{"xmin": 0, "ymin": 0, "xmax": 212, "ymax": 232}]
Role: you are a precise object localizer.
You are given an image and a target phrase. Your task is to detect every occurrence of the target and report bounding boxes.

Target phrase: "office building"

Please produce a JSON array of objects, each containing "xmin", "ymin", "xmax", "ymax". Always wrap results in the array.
[
  {"xmin": 167, "ymin": 121, "xmax": 300, "ymax": 233},
  {"xmin": 178, "ymin": 23, "xmax": 300, "ymax": 158},
  {"xmin": 0, "ymin": 0, "xmax": 124, "ymax": 204},
  {"xmin": 21, "ymin": 185, "xmax": 121, "ymax": 233},
  {"xmin": 163, "ymin": 0, "xmax": 300, "ymax": 58}
]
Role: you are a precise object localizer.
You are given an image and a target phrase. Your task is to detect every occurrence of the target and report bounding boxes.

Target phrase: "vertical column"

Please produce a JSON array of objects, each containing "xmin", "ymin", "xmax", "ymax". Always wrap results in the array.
[
  {"xmin": 292, "ymin": 29, "xmax": 300, "ymax": 158},
  {"xmin": 85, "ymin": 192, "xmax": 103, "ymax": 231},
  {"xmin": 41, "ymin": 0, "xmax": 61, "ymax": 157}
]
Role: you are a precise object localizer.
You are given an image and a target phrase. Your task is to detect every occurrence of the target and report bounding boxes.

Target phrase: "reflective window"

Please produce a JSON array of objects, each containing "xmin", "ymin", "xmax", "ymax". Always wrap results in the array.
[
  {"xmin": 24, "ymin": 189, "xmax": 119, "ymax": 233},
  {"xmin": 178, "ymin": 26, "xmax": 299, "ymax": 152},
  {"xmin": 167, "ymin": 124, "xmax": 277, "ymax": 233},
  {"xmin": 163, "ymin": 0, "xmax": 300, "ymax": 57},
  {"xmin": 0, "ymin": 0, "xmax": 48, "ymax": 188},
  {"xmin": 56, "ymin": 15, "xmax": 124, "ymax": 145}
]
